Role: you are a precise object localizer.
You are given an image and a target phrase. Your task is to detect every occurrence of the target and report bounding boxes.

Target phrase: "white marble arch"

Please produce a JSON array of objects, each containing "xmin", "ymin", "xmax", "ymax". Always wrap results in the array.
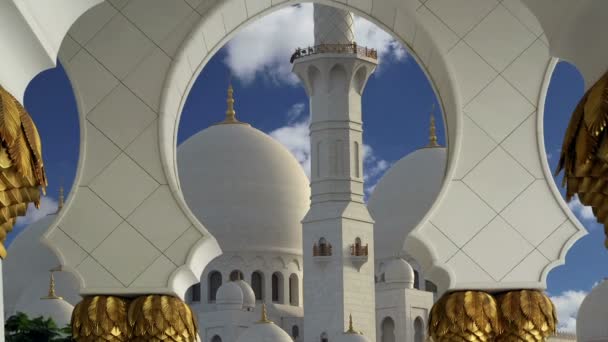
[{"xmin": 0, "ymin": 0, "xmax": 584, "ymax": 296}]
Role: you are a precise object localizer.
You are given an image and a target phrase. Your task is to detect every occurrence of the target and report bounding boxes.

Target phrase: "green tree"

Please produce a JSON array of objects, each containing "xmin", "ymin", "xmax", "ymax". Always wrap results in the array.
[{"xmin": 5, "ymin": 312, "xmax": 73, "ymax": 342}]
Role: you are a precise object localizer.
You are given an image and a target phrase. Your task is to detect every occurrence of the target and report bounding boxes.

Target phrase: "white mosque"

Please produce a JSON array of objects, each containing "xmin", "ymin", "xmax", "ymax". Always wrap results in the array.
[
  {"xmin": 3, "ymin": 7, "xmax": 441, "ymax": 341},
  {"xmin": 3, "ymin": 0, "xmax": 608, "ymax": 341},
  {"xmin": 3, "ymin": 80, "xmax": 440, "ymax": 342}
]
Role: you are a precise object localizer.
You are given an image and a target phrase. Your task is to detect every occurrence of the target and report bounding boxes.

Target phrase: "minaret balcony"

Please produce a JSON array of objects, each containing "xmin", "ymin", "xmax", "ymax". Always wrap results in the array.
[
  {"xmin": 313, "ymin": 240, "xmax": 333, "ymax": 264},
  {"xmin": 290, "ymin": 42, "xmax": 377, "ymax": 63},
  {"xmin": 349, "ymin": 241, "xmax": 369, "ymax": 271}
]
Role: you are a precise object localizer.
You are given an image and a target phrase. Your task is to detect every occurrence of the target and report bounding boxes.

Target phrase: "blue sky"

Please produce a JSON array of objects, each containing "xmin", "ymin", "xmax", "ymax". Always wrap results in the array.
[{"xmin": 12, "ymin": 4, "xmax": 606, "ymax": 333}]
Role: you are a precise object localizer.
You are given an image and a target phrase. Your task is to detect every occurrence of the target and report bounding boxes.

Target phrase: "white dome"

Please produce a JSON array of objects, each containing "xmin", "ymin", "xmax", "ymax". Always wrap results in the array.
[
  {"xmin": 335, "ymin": 333, "xmax": 371, "ymax": 342},
  {"xmin": 4, "ymin": 214, "xmax": 80, "ymax": 316},
  {"xmin": 368, "ymin": 147, "xmax": 446, "ymax": 259},
  {"xmin": 577, "ymin": 279, "xmax": 608, "ymax": 341},
  {"xmin": 235, "ymin": 322, "xmax": 293, "ymax": 342},
  {"xmin": 21, "ymin": 298, "xmax": 74, "ymax": 328},
  {"xmin": 235, "ymin": 280, "xmax": 256, "ymax": 309},
  {"xmin": 216, "ymin": 282, "xmax": 244, "ymax": 310},
  {"xmin": 384, "ymin": 258, "xmax": 415, "ymax": 288},
  {"xmin": 178, "ymin": 123, "xmax": 310, "ymax": 254}
]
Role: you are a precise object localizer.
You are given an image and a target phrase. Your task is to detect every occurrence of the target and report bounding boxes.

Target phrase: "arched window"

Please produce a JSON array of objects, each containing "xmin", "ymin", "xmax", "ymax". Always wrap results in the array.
[
  {"xmin": 251, "ymin": 271, "xmax": 264, "ymax": 301},
  {"xmin": 211, "ymin": 335, "xmax": 222, "ymax": 342},
  {"xmin": 314, "ymin": 237, "xmax": 332, "ymax": 256},
  {"xmin": 381, "ymin": 317, "xmax": 396, "ymax": 342},
  {"xmin": 208, "ymin": 271, "xmax": 222, "ymax": 302},
  {"xmin": 289, "ymin": 274, "xmax": 299, "ymax": 306},
  {"xmin": 425, "ymin": 280, "xmax": 438, "ymax": 293},
  {"xmin": 414, "ymin": 270, "xmax": 420, "ymax": 289},
  {"xmin": 321, "ymin": 332, "xmax": 328, "ymax": 342},
  {"xmin": 230, "ymin": 270, "xmax": 244, "ymax": 281},
  {"xmin": 272, "ymin": 272, "xmax": 284, "ymax": 303},
  {"xmin": 189, "ymin": 282, "xmax": 201, "ymax": 303},
  {"xmin": 292, "ymin": 325, "xmax": 300, "ymax": 339},
  {"xmin": 414, "ymin": 317, "xmax": 424, "ymax": 342}
]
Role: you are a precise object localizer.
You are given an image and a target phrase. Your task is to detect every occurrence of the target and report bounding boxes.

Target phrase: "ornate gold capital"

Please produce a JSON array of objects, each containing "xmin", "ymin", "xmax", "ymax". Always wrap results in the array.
[
  {"xmin": 557, "ymin": 70, "xmax": 608, "ymax": 248},
  {"xmin": 429, "ymin": 290, "xmax": 501, "ymax": 342},
  {"xmin": 496, "ymin": 290, "xmax": 557, "ymax": 342},
  {"xmin": 429, "ymin": 290, "xmax": 557, "ymax": 342},
  {"xmin": 0, "ymin": 85, "xmax": 48, "ymax": 259},
  {"xmin": 71, "ymin": 296, "xmax": 130, "ymax": 342},
  {"xmin": 128, "ymin": 295, "xmax": 198, "ymax": 342}
]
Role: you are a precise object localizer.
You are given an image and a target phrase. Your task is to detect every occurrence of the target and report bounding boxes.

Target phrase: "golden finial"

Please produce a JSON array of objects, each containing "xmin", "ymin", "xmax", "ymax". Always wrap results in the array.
[
  {"xmin": 215, "ymin": 81, "xmax": 249, "ymax": 126},
  {"xmin": 41, "ymin": 268, "xmax": 62, "ymax": 300},
  {"xmin": 57, "ymin": 185, "xmax": 64, "ymax": 212},
  {"xmin": 258, "ymin": 304, "xmax": 273, "ymax": 324},
  {"xmin": 346, "ymin": 314, "xmax": 358, "ymax": 334},
  {"xmin": 427, "ymin": 104, "xmax": 440, "ymax": 148}
]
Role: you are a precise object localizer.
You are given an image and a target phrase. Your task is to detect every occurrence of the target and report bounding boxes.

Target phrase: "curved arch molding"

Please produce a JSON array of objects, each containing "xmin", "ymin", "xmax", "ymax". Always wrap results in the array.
[{"xmin": 0, "ymin": 0, "xmax": 587, "ymax": 296}]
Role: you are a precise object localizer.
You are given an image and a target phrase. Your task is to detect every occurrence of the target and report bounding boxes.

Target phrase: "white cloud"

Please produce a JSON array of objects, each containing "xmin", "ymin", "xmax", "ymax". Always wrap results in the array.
[
  {"xmin": 551, "ymin": 290, "xmax": 588, "ymax": 333},
  {"xmin": 270, "ymin": 104, "xmax": 390, "ymax": 197},
  {"xmin": 270, "ymin": 105, "xmax": 312, "ymax": 178},
  {"xmin": 224, "ymin": 3, "xmax": 407, "ymax": 85},
  {"xmin": 568, "ymin": 195, "xmax": 596, "ymax": 222},
  {"xmin": 15, "ymin": 196, "xmax": 58, "ymax": 226},
  {"xmin": 286, "ymin": 102, "xmax": 307, "ymax": 123}
]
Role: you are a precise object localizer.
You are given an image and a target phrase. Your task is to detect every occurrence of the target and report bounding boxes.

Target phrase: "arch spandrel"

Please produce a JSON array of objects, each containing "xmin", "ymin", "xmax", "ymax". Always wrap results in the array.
[{"xmin": 12, "ymin": 0, "xmax": 579, "ymax": 297}]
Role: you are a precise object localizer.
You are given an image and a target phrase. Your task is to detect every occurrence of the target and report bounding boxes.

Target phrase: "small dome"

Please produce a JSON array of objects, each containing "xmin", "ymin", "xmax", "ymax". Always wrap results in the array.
[
  {"xmin": 335, "ymin": 333, "xmax": 372, "ymax": 342},
  {"xmin": 216, "ymin": 282, "xmax": 244, "ymax": 310},
  {"xmin": 4, "ymin": 214, "xmax": 80, "ymax": 316},
  {"xmin": 235, "ymin": 280, "xmax": 256, "ymax": 309},
  {"xmin": 384, "ymin": 258, "xmax": 415, "ymax": 288},
  {"xmin": 236, "ymin": 306, "xmax": 292, "ymax": 342},
  {"xmin": 17, "ymin": 271, "xmax": 74, "ymax": 328},
  {"xmin": 577, "ymin": 279, "xmax": 608, "ymax": 341},
  {"xmin": 368, "ymin": 147, "xmax": 446, "ymax": 259},
  {"xmin": 236, "ymin": 323, "xmax": 293, "ymax": 342},
  {"xmin": 21, "ymin": 298, "xmax": 74, "ymax": 328},
  {"xmin": 335, "ymin": 316, "xmax": 371, "ymax": 342},
  {"xmin": 178, "ymin": 119, "xmax": 310, "ymax": 255}
]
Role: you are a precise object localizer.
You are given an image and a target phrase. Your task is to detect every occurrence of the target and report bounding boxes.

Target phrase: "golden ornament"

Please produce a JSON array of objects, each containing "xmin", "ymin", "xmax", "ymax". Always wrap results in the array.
[
  {"xmin": 429, "ymin": 290, "xmax": 501, "ymax": 342},
  {"xmin": 71, "ymin": 295, "xmax": 130, "ymax": 342},
  {"xmin": 128, "ymin": 295, "xmax": 198, "ymax": 342},
  {"xmin": 556, "ymin": 70, "xmax": 608, "ymax": 248},
  {"xmin": 495, "ymin": 290, "xmax": 557, "ymax": 342},
  {"xmin": 0, "ymin": 86, "xmax": 47, "ymax": 258}
]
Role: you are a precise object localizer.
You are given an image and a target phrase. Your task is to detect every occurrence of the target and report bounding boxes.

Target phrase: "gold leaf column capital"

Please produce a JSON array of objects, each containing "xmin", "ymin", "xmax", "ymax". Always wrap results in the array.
[
  {"xmin": 429, "ymin": 290, "xmax": 501, "ymax": 342},
  {"xmin": 128, "ymin": 294, "xmax": 198, "ymax": 342},
  {"xmin": 0, "ymin": 85, "xmax": 48, "ymax": 258},
  {"xmin": 71, "ymin": 295, "xmax": 130, "ymax": 342},
  {"xmin": 496, "ymin": 289, "xmax": 557, "ymax": 342}
]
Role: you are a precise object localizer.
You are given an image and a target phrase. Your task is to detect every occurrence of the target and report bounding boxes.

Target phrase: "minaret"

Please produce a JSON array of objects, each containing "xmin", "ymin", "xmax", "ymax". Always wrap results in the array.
[{"xmin": 292, "ymin": 4, "xmax": 378, "ymax": 341}]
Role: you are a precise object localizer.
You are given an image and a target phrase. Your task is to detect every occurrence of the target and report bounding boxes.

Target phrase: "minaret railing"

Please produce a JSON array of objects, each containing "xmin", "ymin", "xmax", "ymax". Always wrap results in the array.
[{"xmin": 290, "ymin": 42, "xmax": 378, "ymax": 63}]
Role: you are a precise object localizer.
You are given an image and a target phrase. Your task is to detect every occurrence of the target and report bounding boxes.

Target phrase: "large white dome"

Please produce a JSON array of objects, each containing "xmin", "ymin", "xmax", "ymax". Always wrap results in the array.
[
  {"xmin": 368, "ymin": 147, "xmax": 446, "ymax": 259},
  {"xmin": 577, "ymin": 279, "xmax": 608, "ymax": 341},
  {"xmin": 4, "ymin": 214, "xmax": 81, "ymax": 316},
  {"xmin": 178, "ymin": 123, "xmax": 310, "ymax": 254}
]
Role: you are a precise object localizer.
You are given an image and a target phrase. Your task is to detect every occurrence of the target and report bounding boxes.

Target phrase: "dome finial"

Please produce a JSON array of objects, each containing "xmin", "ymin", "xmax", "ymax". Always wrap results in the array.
[
  {"xmin": 428, "ymin": 104, "xmax": 440, "ymax": 148},
  {"xmin": 41, "ymin": 267, "xmax": 62, "ymax": 300},
  {"xmin": 346, "ymin": 314, "xmax": 358, "ymax": 334},
  {"xmin": 258, "ymin": 304, "xmax": 272, "ymax": 324},
  {"xmin": 57, "ymin": 185, "xmax": 64, "ymax": 212},
  {"xmin": 216, "ymin": 79, "xmax": 249, "ymax": 126}
]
